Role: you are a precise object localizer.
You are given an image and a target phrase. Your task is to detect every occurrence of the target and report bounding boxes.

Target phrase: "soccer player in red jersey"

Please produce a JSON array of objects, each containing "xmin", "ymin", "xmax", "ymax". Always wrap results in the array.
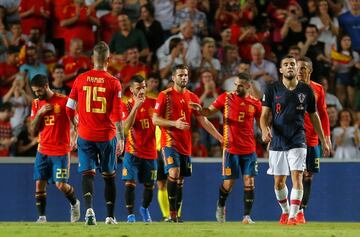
[
  {"xmin": 152, "ymin": 64, "xmax": 223, "ymax": 222},
  {"xmin": 30, "ymin": 74, "xmax": 80, "ymax": 223},
  {"xmin": 192, "ymin": 73, "xmax": 261, "ymax": 224},
  {"xmin": 121, "ymin": 75, "xmax": 157, "ymax": 223},
  {"xmin": 66, "ymin": 41, "xmax": 124, "ymax": 225},
  {"xmin": 296, "ymin": 57, "xmax": 331, "ymax": 224}
]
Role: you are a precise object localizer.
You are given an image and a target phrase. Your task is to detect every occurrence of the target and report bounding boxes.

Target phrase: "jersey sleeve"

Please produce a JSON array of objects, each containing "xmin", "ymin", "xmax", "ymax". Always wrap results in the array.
[
  {"xmin": 121, "ymin": 101, "xmax": 130, "ymax": 121},
  {"xmin": 30, "ymin": 100, "xmax": 39, "ymax": 120},
  {"xmin": 68, "ymin": 77, "xmax": 78, "ymax": 101},
  {"xmin": 306, "ymin": 86, "xmax": 316, "ymax": 114},
  {"xmin": 254, "ymin": 100, "xmax": 262, "ymax": 120},
  {"xmin": 317, "ymin": 85, "xmax": 330, "ymax": 136},
  {"xmin": 154, "ymin": 92, "xmax": 166, "ymax": 116},
  {"xmin": 111, "ymin": 80, "xmax": 123, "ymax": 122},
  {"xmin": 211, "ymin": 93, "xmax": 226, "ymax": 110},
  {"xmin": 262, "ymin": 84, "xmax": 273, "ymax": 107},
  {"xmin": 190, "ymin": 92, "xmax": 201, "ymax": 116}
]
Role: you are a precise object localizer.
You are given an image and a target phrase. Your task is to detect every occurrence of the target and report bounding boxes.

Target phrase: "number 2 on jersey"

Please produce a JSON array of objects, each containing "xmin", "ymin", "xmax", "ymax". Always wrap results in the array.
[
  {"xmin": 238, "ymin": 112, "xmax": 245, "ymax": 122},
  {"xmin": 83, "ymin": 86, "xmax": 107, "ymax": 113}
]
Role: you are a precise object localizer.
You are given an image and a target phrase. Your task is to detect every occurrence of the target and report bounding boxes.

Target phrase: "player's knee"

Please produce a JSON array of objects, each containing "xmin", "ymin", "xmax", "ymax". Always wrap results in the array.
[
  {"xmin": 303, "ymin": 171, "xmax": 313, "ymax": 180},
  {"xmin": 55, "ymin": 182, "xmax": 67, "ymax": 191},
  {"xmin": 102, "ymin": 172, "xmax": 116, "ymax": 180},
  {"xmin": 144, "ymin": 183, "xmax": 155, "ymax": 190},
  {"xmin": 125, "ymin": 181, "xmax": 136, "ymax": 188},
  {"xmin": 82, "ymin": 170, "xmax": 96, "ymax": 177},
  {"xmin": 157, "ymin": 180, "xmax": 166, "ymax": 190}
]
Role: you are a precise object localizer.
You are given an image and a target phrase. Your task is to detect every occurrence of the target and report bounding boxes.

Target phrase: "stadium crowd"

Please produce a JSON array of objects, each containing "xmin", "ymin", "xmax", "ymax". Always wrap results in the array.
[{"xmin": 0, "ymin": 0, "xmax": 359, "ymax": 159}]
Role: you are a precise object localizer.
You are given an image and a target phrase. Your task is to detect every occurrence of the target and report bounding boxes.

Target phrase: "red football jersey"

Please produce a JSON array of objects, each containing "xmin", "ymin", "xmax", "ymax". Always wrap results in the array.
[
  {"xmin": 304, "ymin": 81, "xmax": 330, "ymax": 146},
  {"xmin": 68, "ymin": 69, "xmax": 122, "ymax": 142},
  {"xmin": 61, "ymin": 4, "xmax": 97, "ymax": 52},
  {"xmin": 122, "ymin": 97, "xmax": 156, "ymax": 159},
  {"xmin": 154, "ymin": 88, "xmax": 200, "ymax": 156},
  {"xmin": 59, "ymin": 54, "xmax": 92, "ymax": 88},
  {"xmin": 19, "ymin": 0, "xmax": 49, "ymax": 35},
  {"xmin": 100, "ymin": 13, "xmax": 119, "ymax": 44},
  {"xmin": 212, "ymin": 92, "xmax": 262, "ymax": 155},
  {"xmin": 31, "ymin": 93, "xmax": 71, "ymax": 156}
]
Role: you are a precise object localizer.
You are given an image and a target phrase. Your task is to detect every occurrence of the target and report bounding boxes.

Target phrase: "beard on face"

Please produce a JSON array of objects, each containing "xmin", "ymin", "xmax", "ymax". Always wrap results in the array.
[{"xmin": 284, "ymin": 72, "xmax": 296, "ymax": 80}]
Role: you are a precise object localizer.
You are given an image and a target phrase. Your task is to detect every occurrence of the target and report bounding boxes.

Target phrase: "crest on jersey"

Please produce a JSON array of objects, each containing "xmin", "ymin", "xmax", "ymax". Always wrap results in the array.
[
  {"xmin": 298, "ymin": 93, "xmax": 306, "ymax": 103},
  {"xmin": 54, "ymin": 104, "xmax": 61, "ymax": 114},
  {"xmin": 248, "ymin": 105, "xmax": 254, "ymax": 113}
]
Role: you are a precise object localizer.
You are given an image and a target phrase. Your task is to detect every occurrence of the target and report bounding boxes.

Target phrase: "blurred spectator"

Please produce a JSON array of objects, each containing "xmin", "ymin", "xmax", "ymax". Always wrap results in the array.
[
  {"xmin": 16, "ymin": 116, "xmax": 37, "ymax": 157},
  {"xmin": 159, "ymin": 37, "xmax": 186, "ymax": 80},
  {"xmin": 0, "ymin": 102, "xmax": 16, "ymax": 157},
  {"xmin": 0, "ymin": 46, "xmax": 19, "ymax": 98},
  {"xmin": 215, "ymin": 0, "xmax": 240, "ymax": 32},
  {"xmin": 191, "ymin": 130, "xmax": 208, "ymax": 157},
  {"xmin": 145, "ymin": 72, "xmax": 161, "ymax": 98},
  {"xmin": 239, "ymin": 0, "xmax": 258, "ymax": 24},
  {"xmin": 153, "ymin": 0, "xmax": 175, "ymax": 37},
  {"xmin": 2, "ymin": 76, "xmax": 32, "ymax": 135},
  {"xmin": 60, "ymin": 0, "xmax": 100, "ymax": 53},
  {"xmin": 327, "ymin": 104, "xmax": 339, "ymax": 132},
  {"xmin": 194, "ymin": 70, "xmax": 222, "ymax": 150},
  {"xmin": 19, "ymin": 45, "xmax": 48, "ymax": 82},
  {"xmin": 50, "ymin": 0, "xmax": 73, "ymax": 57},
  {"xmin": 196, "ymin": 37, "xmax": 221, "ymax": 78},
  {"xmin": 2, "ymin": 0, "xmax": 20, "ymax": 25},
  {"xmin": 172, "ymin": 0, "xmax": 208, "ymax": 37},
  {"xmin": 338, "ymin": 0, "xmax": 360, "ymax": 53},
  {"xmin": 116, "ymin": 47, "xmax": 149, "ymax": 96},
  {"xmin": 298, "ymin": 24, "xmax": 332, "ymax": 82},
  {"xmin": 50, "ymin": 64, "xmax": 70, "ymax": 95},
  {"xmin": 157, "ymin": 20, "xmax": 201, "ymax": 70},
  {"xmin": 135, "ymin": 3, "xmax": 164, "ymax": 63},
  {"xmin": 19, "ymin": 0, "xmax": 50, "ymax": 35},
  {"xmin": 59, "ymin": 38, "xmax": 92, "ymax": 89},
  {"xmin": 321, "ymin": 77, "xmax": 343, "ymax": 111},
  {"xmin": 219, "ymin": 44, "xmax": 241, "ymax": 83},
  {"xmin": 216, "ymin": 28, "xmax": 232, "ymax": 62},
  {"xmin": 123, "ymin": 0, "xmax": 148, "ymax": 24},
  {"xmin": 309, "ymin": 0, "xmax": 339, "ymax": 46},
  {"xmin": 99, "ymin": 0, "xmax": 124, "ymax": 44},
  {"xmin": 288, "ymin": 45, "xmax": 301, "ymax": 60},
  {"xmin": 332, "ymin": 34, "xmax": 360, "ymax": 109},
  {"xmin": 209, "ymin": 144, "xmax": 222, "ymax": 157},
  {"xmin": 333, "ymin": 109, "xmax": 360, "ymax": 160},
  {"xmin": 280, "ymin": 2, "xmax": 306, "ymax": 54},
  {"xmin": 25, "ymin": 27, "xmax": 56, "ymax": 61},
  {"xmin": 222, "ymin": 61, "xmax": 250, "ymax": 92},
  {"xmin": 250, "ymin": 43, "xmax": 278, "ymax": 94},
  {"xmin": 7, "ymin": 21, "xmax": 28, "ymax": 48},
  {"xmin": 109, "ymin": 14, "xmax": 149, "ymax": 58},
  {"xmin": 0, "ymin": 6, "xmax": 9, "ymax": 62}
]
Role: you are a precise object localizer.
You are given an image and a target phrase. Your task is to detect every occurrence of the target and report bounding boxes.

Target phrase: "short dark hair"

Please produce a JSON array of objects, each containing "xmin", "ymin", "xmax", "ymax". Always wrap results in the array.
[
  {"xmin": 31, "ymin": 74, "xmax": 48, "ymax": 87},
  {"xmin": 140, "ymin": 3, "xmax": 154, "ymax": 17},
  {"xmin": 306, "ymin": 24, "xmax": 318, "ymax": 32},
  {"xmin": 237, "ymin": 72, "xmax": 251, "ymax": 82},
  {"xmin": 169, "ymin": 37, "xmax": 182, "ymax": 53},
  {"xmin": 281, "ymin": 55, "xmax": 296, "ymax": 64},
  {"xmin": 297, "ymin": 56, "xmax": 313, "ymax": 69},
  {"xmin": 53, "ymin": 63, "xmax": 64, "ymax": 72},
  {"xmin": 130, "ymin": 75, "xmax": 145, "ymax": 85},
  {"xmin": 0, "ymin": 102, "xmax": 13, "ymax": 112},
  {"xmin": 172, "ymin": 64, "xmax": 189, "ymax": 75},
  {"xmin": 289, "ymin": 45, "xmax": 300, "ymax": 52}
]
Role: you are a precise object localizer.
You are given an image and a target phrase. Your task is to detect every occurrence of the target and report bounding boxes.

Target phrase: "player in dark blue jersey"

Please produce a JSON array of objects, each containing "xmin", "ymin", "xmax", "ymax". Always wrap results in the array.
[{"xmin": 260, "ymin": 55, "xmax": 330, "ymax": 225}]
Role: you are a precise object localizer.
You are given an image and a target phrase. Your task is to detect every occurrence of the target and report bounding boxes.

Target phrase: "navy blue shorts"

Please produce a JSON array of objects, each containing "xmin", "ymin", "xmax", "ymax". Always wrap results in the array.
[
  {"xmin": 34, "ymin": 152, "xmax": 70, "ymax": 183},
  {"xmin": 222, "ymin": 150, "xmax": 258, "ymax": 180},
  {"xmin": 306, "ymin": 145, "xmax": 321, "ymax": 173},
  {"xmin": 122, "ymin": 152, "xmax": 157, "ymax": 184},
  {"xmin": 162, "ymin": 147, "xmax": 192, "ymax": 177},
  {"xmin": 77, "ymin": 136, "xmax": 117, "ymax": 173}
]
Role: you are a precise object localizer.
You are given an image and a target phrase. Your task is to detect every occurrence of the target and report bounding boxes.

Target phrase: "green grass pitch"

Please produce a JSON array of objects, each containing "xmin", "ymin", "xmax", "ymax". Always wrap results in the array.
[{"xmin": 1, "ymin": 222, "xmax": 360, "ymax": 237}]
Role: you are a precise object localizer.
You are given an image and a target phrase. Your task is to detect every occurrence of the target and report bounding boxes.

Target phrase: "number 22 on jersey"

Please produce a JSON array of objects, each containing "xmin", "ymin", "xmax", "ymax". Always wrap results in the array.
[{"xmin": 83, "ymin": 86, "xmax": 107, "ymax": 113}]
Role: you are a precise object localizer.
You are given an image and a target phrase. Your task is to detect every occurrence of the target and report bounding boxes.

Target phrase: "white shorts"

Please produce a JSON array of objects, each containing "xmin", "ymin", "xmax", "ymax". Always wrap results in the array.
[{"xmin": 267, "ymin": 148, "xmax": 307, "ymax": 176}]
